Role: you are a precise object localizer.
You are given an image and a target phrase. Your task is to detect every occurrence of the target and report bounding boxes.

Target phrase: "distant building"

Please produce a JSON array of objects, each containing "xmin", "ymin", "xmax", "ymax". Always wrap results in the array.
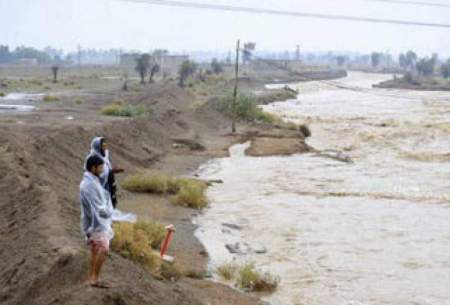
[
  {"xmin": 17, "ymin": 58, "xmax": 39, "ymax": 66},
  {"xmin": 252, "ymin": 59, "xmax": 304, "ymax": 71},
  {"xmin": 156, "ymin": 55, "xmax": 189, "ymax": 75},
  {"xmin": 119, "ymin": 53, "xmax": 140, "ymax": 67}
]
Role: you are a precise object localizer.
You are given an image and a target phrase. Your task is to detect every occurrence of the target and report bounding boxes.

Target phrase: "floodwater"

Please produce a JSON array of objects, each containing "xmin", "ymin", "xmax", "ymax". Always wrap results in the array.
[
  {"xmin": 195, "ymin": 72, "xmax": 450, "ymax": 305},
  {"xmin": 0, "ymin": 92, "xmax": 41, "ymax": 112}
]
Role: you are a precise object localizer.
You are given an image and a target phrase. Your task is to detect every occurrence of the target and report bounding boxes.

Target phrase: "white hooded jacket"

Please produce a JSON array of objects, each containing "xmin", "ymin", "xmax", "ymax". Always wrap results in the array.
[{"xmin": 79, "ymin": 171, "xmax": 114, "ymax": 240}]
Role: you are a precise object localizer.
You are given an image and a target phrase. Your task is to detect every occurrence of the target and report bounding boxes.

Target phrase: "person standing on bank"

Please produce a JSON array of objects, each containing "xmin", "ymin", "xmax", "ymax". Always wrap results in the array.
[
  {"xmin": 80, "ymin": 155, "xmax": 114, "ymax": 288},
  {"xmin": 87, "ymin": 137, "xmax": 124, "ymax": 209}
]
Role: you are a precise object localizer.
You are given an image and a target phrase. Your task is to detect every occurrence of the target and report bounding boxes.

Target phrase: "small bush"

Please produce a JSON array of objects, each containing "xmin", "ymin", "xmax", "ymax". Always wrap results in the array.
[
  {"xmin": 73, "ymin": 97, "xmax": 85, "ymax": 104},
  {"xmin": 172, "ymin": 179, "xmax": 208, "ymax": 209},
  {"xmin": 122, "ymin": 172, "xmax": 209, "ymax": 209},
  {"xmin": 111, "ymin": 221, "xmax": 164, "ymax": 270},
  {"xmin": 42, "ymin": 94, "xmax": 59, "ymax": 102},
  {"xmin": 0, "ymin": 92, "xmax": 5, "ymax": 97},
  {"xmin": 29, "ymin": 79, "xmax": 43, "ymax": 86},
  {"xmin": 133, "ymin": 220, "xmax": 166, "ymax": 249},
  {"xmin": 236, "ymin": 263, "xmax": 279, "ymax": 292},
  {"xmin": 217, "ymin": 93, "xmax": 275, "ymax": 124},
  {"xmin": 122, "ymin": 172, "xmax": 171, "ymax": 193},
  {"xmin": 101, "ymin": 103, "xmax": 148, "ymax": 117},
  {"xmin": 161, "ymin": 262, "xmax": 183, "ymax": 281},
  {"xmin": 216, "ymin": 262, "xmax": 238, "ymax": 281}
]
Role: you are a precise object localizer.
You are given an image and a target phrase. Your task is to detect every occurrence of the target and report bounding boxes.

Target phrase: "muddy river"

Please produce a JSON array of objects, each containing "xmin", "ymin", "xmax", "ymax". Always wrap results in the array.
[{"xmin": 195, "ymin": 72, "xmax": 450, "ymax": 305}]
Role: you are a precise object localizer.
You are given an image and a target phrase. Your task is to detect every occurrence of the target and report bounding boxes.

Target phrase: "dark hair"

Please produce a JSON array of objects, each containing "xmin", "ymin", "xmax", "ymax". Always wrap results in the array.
[
  {"xmin": 99, "ymin": 137, "xmax": 106, "ymax": 157},
  {"xmin": 86, "ymin": 155, "xmax": 104, "ymax": 172}
]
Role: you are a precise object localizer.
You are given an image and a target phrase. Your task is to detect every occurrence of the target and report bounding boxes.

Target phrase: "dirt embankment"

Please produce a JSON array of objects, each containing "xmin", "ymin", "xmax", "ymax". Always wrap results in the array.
[{"xmin": 0, "ymin": 75, "xmax": 314, "ymax": 305}]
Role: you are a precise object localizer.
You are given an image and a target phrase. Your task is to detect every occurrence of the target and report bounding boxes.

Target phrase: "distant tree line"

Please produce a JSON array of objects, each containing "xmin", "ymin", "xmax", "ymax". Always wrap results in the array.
[
  {"xmin": 397, "ymin": 51, "xmax": 446, "ymax": 78},
  {"xmin": 0, "ymin": 45, "xmax": 55, "ymax": 64}
]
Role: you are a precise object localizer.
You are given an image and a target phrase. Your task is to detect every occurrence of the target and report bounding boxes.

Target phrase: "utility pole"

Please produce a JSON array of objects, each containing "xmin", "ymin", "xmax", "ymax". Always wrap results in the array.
[
  {"xmin": 232, "ymin": 39, "xmax": 240, "ymax": 134},
  {"xmin": 77, "ymin": 44, "xmax": 82, "ymax": 70},
  {"xmin": 296, "ymin": 45, "xmax": 300, "ymax": 61}
]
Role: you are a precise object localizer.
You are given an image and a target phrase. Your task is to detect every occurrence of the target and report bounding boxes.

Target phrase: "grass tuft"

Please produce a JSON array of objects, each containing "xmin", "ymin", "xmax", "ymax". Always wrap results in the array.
[
  {"xmin": 217, "ymin": 93, "xmax": 276, "ymax": 124},
  {"xmin": 160, "ymin": 262, "xmax": 183, "ymax": 281},
  {"xmin": 73, "ymin": 97, "xmax": 85, "ymax": 104},
  {"xmin": 171, "ymin": 179, "xmax": 208, "ymax": 209},
  {"xmin": 111, "ymin": 221, "xmax": 165, "ymax": 270},
  {"xmin": 0, "ymin": 92, "xmax": 5, "ymax": 97},
  {"xmin": 101, "ymin": 103, "xmax": 148, "ymax": 117},
  {"xmin": 216, "ymin": 262, "xmax": 238, "ymax": 281},
  {"xmin": 122, "ymin": 172, "xmax": 209, "ymax": 209},
  {"xmin": 42, "ymin": 94, "xmax": 60, "ymax": 102},
  {"xmin": 236, "ymin": 263, "xmax": 279, "ymax": 292},
  {"xmin": 122, "ymin": 172, "xmax": 171, "ymax": 193}
]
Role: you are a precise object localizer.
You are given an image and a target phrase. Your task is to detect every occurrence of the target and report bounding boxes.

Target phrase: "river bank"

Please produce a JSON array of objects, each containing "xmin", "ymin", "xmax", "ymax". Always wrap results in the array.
[
  {"xmin": 373, "ymin": 75, "xmax": 450, "ymax": 91},
  {"xmin": 0, "ymin": 66, "xmax": 344, "ymax": 305}
]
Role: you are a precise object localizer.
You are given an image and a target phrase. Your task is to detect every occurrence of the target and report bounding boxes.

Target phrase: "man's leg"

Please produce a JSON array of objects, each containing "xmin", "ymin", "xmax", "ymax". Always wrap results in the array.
[
  {"xmin": 88, "ymin": 242, "xmax": 100, "ymax": 285},
  {"xmin": 89, "ymin": 237, "xmax": 110, "ymax": 288},
  {"xmin": 92, "ymin": 248, "xmax": 107, "ymax": 282}
]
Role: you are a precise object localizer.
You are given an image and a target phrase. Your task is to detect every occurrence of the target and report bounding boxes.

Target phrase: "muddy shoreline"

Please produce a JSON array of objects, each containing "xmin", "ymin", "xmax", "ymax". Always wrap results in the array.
[{"xmin": 0, "ymin": 68, "xmax": 343, "ymax": 305}]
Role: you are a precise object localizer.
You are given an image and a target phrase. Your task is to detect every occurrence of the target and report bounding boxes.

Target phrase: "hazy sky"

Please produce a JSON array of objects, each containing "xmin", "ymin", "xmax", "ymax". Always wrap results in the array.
[{"xmin": 1, "ymin": 0, "xmax": 449, "ymax": 56}]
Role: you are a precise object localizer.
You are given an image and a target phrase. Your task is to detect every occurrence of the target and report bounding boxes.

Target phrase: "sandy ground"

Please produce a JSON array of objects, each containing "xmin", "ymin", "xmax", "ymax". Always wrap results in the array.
[{"xmin": 0, "ymin": 65, "xmax": 339, "ymax": 305}]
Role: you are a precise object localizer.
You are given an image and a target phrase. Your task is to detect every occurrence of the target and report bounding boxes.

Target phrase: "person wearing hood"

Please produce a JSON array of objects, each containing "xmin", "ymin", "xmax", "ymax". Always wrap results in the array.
[
  {"xmin": 80, "ymin": 154, "xmax": 114, "ymax": 288},
  {"xmin": 87, "ymin": 137, "xmax": 124, "ymax": 209}
]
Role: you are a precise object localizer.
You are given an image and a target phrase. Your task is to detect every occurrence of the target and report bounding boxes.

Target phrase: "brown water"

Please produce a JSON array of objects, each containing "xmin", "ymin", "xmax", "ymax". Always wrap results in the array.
[{"xmin": 195, "ymin": 72, "xmax": 450, "ymax": 305}]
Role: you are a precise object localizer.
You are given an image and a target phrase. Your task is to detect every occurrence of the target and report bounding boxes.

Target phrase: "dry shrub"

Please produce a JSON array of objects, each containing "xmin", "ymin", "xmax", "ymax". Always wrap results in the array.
[
  {"xmin": 160, "ymin": 262, "xmax": 183, "ymax": 281},
  {"xmin": 101, "ymin": 103, "xmax": 148, "ymax": 117},
  {"xmin": 42, "ymin": 94, "xmax": 59, "ymax": 102},
  {"xmin": 122, "ymin": 172, "xmax": 209, "ymax": 209},
  {"xmin": 73, "ymin": 97, "xmax": 85, "ymax": 104},
  {"xmin": 122, "ymin": 172, "xmax": 171, "ymax": 193},
  {"xmin": 216, "ymin": 262, "xmax": 238, "ymax": 281},
  {"xmin": 111, "ymin": 221, "xmax": 164, "ymax": 270},
  {"xmin": 133, "ymin": 220, "xmax": 166, "ymax": 249},
  {"xmin": 236, "ymin": 263, "xmax": 279, "ymax": 292},
  {"xmin": 172, "ymin": 179, "xmax": 208, "ymax": 209}
]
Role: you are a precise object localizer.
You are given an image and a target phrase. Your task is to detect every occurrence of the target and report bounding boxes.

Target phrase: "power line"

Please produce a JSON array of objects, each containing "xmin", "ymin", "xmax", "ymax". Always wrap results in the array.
[
  {"xmin": 367, "ymin": 0, "xmax": 450, "ymax": 8},
  {"xmin": 117, "ymin": 0, "xmax": 450, "ymax": 28}
]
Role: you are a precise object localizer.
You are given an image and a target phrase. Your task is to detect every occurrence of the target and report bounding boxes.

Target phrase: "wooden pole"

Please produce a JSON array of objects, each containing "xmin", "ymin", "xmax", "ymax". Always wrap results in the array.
[{"xmin": 232, "ymin": 39, "xmax": 240, "ymax": 133}]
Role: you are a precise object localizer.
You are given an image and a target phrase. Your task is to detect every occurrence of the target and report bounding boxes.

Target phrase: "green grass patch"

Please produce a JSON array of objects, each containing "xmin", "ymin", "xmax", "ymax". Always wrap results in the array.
[
  {"xmin": 101, "ymin": 103, "xmax": 149, "ymax": 117},
  {"xmin": 42, "ymin": 94, "xmax": 60, "ymax": 102},
  {"xmin": 111, "ymin": 221, "xmax": 165, "ymax": 270},
  {"xmin": 122, "ymin": 172, "xmax": 208, "ymax": 209},
  {"xmin": 122, "ymin": 172, "xmax": 172, "ymax": 193},
  {"xmin": 217, "ymin": 93, "xmax": 275, "ymax": 124}
]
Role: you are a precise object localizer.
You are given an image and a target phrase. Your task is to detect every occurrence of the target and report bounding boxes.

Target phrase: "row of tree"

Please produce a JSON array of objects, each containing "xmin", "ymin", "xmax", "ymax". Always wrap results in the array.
[
  {"xmin": 0, "ymin": 45, "xmax": 56, "ymax": 64},
  {"xmin": 335, "ymin": 50, "xmax": 449, "ymax": 79},
  {"xmin": 133, "ymin": 53, "xmax": 227, "ymax": 88}
]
